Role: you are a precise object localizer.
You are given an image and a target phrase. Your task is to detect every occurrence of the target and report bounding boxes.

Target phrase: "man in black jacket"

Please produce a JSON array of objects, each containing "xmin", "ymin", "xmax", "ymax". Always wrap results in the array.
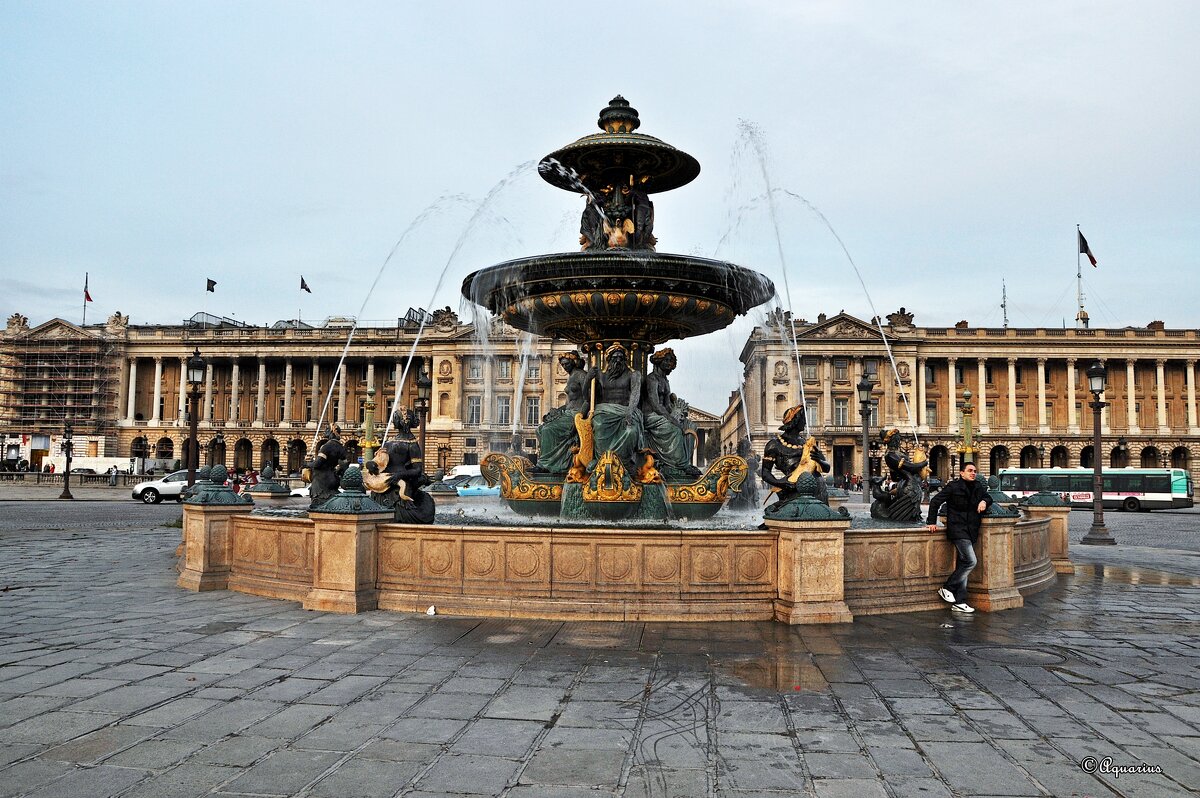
[{"xmin": 926, "ymin": 463, "xmax": 992, "ymax": 613}]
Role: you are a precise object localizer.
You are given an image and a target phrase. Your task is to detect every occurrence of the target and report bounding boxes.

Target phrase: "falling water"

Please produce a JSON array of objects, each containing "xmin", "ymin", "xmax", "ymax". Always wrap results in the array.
[
  {"xmin": 381, "ymin": 160, "xmax": 540, "ymax": 443},
  {"xmin": 309, "ymin": 193, "xmax": 472, "ymax": 448}
]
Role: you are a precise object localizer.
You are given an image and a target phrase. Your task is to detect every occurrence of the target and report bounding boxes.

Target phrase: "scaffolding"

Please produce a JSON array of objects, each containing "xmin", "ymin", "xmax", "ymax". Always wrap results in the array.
[{"xmin": 0, "ymin": 327, "xmax": 120, "ymax": 440}]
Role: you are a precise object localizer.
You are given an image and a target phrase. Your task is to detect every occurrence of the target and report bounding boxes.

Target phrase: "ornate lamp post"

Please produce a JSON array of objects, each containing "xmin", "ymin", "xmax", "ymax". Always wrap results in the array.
[
  {"xmin": 360, "ymin": 387, "xmax": 379, "ymax": 464},
  {"xmin": 857, "ymin": 373, "xmax": 872, "ymax": 504},
  {"xmin": 415, "ymin": 363, "xmax": 433, "ymax": 457},
  {"xmin": 1116, "ymin": 436, "xmax": 1128, "ymax": 468},
  {"xmin": 1081, "ymin": 360, "xmax": 1115, "ymax": 545},
  {"xmin": 186, "ymin": 348, "xmax": 205, "ymax": 487},
  {"xmin": 960, "ymin": 388, "xmax": 975, "ymax": 466},
  {"xmin": 58, "ymin": 421, "xmax": 74, "ymax": 500},
  {"xmin": 1037, "ymin": 442, "xmax": 1046, "ymax": 468}
]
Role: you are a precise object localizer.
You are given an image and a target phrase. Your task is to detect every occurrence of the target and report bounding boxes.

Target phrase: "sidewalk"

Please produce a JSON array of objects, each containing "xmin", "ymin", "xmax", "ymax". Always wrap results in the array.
[
  {"xmin": 1, "ymin": 517, "xmax": 1197, "ymax": 796},
  {"xmin": 0, "ymin": 482, "xmax": 135, "ymax": 502}
]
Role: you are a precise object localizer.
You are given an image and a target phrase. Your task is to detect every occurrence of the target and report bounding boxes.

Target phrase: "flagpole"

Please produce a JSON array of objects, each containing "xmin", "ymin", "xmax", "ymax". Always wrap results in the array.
[
  {"xmin": 1075, "ymin": 224, "xmax": 1083, "ymax": 328},
  {"xmin": 82, "ymin": 272, "xmax": 88, "ymax": 326}
]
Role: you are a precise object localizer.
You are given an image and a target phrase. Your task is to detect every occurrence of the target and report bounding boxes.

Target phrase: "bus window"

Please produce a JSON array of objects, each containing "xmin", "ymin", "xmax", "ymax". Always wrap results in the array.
[
  {"xmin": 1047, "ymin": 475, "xmax": 1070, "ymax": 492},
  {"xmin": 1000, "ymin": 474, "xmax": 1017, "ymax": 490},
  {"xmin": 1145, "ymin": 475, "xmax": 1169, "ymax": 493},
  {"xmin": 1070, "ymin": 475, "xmax": 1091, "ymax": 492}
]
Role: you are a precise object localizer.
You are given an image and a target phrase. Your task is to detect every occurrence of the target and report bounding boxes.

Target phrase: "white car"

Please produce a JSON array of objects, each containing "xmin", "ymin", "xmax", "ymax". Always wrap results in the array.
[{"xmin": 131, "ymin": 470, "xmax": 190, "ymax": 504}]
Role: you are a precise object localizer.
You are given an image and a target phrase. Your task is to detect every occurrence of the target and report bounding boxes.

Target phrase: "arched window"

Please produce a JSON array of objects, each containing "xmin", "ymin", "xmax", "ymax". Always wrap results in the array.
[
  {"xmin": 261, "ymin": 438, "xmax": 280, "ymax": 470},
  {"xmin": 287, "ymin": 440, "xmax": 307, "ymax": 475},
  {"xmin": 439, "ymin": 392, "xmax": 450, "ymax": 417},
  {"xmin": 155, "ymin": 437, "xmax": 174, "ymax": 459},
  {"xmin": 1080, "ymin": 446, "xmax": 1094, "ymax": 468},
  {"xmin": 1050, "ymin": 446, "xmax": 1070, "ymax": 468},
  {"xmin": 1140, "ymin": 446, "xmax": 1161, "ymax": 469},
  {"xmin": 1171, "ymin": 446, "xmax": 1190, "ymax": 471},
  {"xmin": 990, "ymin": 446, "xmax": 1010, "ymax": 474},
  {"xmin": 234, "ymin": 438, "xmax": 253, "ymax": 472},
  {"xmin": 207, "ymin": 436, "xmax": 226, "ymax": 467},
  {"xmin": 130, "ymin": 437, "xmax": 149, "ymax": 459}
]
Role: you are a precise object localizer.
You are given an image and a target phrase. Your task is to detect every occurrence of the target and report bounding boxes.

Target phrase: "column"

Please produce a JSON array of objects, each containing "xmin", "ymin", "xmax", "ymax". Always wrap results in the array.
[
  {"xmin": 338, "ymin": 362, "xmax": 348, "ymax": 426},
  {"xmin": 976, "ymin": 358, "xmax": 988, "ymax": 433},
  {"xmin": 1099, "ymin": 358, "xmax": 1110, "ymax": 434},
  {"xmin": 759, "ymin": 357, "xmax": 768, "ymax": 428},
  {"xmin": 1006, "ymin": 358, "xmax": 1018, "ymax": 434},
  {"xmin": 177, "ymin": 356, "xmax": 187, "ymax": 426},
  {"xmin": 253, "ymin": 357, "xmax": 267, "ymax": 426},
  {"xmin": 126, "ymin": 358, "xmax": 138, "ymax": 423},
  {"xmin": 1066, "ymin": 357, "xmax": 1078, "ymax": 433},
  {"xmin": 366, "ymin": 359, "xmax": 376, "ymax": 401},
  {"xmin": 1125, "ymin": 359, "xmax": 1139, "ymax": 433},
  {"xmin": 150, "ymin": 357, "xmax": 163, "ymax": 424},
  {"xmin": 202, "ymin": 362, "xmax": 213, "ymax": 424},
  {"xmin": 309, "ymin": 359, "xmax": 320, "ymax": 429},
  {"xmin": 229, "ymin": 359, "xmax": 240, "ymax": 426},
  {"xmin": 1188, "ymin": 360, "xmax": 1198, "ymax": 434},
  {"xmin": 1156, "ymin": 359, "xmax": 1169, "ymax": 434},
  {"xmin": 916, "ymin": 356, "xmax": 927, "ymax": 432},
  {"xmin": 948, "ymin": 357, "xmax": 959, "ymax": 433},
  {"xmin": 282, "ymin": 359, "xmax": 294, "ymax": 426},
  {"xmin": 482, "ymin": 357, "xmax": 492, "ymax": 425},
  {"xmin": 821, "ymin": 357, "xmax": 832, "ymax": 427},
  {"xmin": 1036, "ymin": 358, "xmax": 1048, "ymax": 434}
]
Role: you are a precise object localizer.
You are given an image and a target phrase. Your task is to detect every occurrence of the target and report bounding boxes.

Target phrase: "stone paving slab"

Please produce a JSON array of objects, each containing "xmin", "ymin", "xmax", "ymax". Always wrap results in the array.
[{"xmin": 1, "ymin": 503, "xmax": 1199, "ymax": 797}]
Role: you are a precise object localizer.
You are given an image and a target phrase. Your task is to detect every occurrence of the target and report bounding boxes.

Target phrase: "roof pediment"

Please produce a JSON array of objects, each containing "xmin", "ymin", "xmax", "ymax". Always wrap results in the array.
[
  {"xmin": 797, "ymin": 313, "xmax": 879, "ymax": 340},
  {"xmin": 21, "ymin": 318, "xmax": 99, "ymax": 341}
]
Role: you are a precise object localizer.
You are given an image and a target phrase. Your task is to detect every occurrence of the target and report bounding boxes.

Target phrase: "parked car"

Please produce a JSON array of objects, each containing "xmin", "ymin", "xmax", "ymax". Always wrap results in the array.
[
  {"xmin": 455, "ymin": 474, "xmax": 501, "ymax": 498},
  {"xmin": 428, "ymin": 474, "xmax": 472, "ymax": 494},
  {"xmin": 290, "ymin": 485, "xmax": 310, "ymax": 498},
  {"xmin": 70, "ymin": 467, "xmax": 97, "ymax": 475},
  {"xmin": 131, "ymin": 470, "xmax": 190, "ymax": 503}
]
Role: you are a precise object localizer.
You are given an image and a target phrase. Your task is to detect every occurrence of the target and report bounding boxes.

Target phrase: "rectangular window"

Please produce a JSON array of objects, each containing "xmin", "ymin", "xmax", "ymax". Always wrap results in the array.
[
  {"xmin": 955, "ymin": 365, "xmax": 964, "ymax": 384},
  {"xmin": 1045, "ymin": 401, "xmax": 1053, "ymax": 422},
  {"xmin": 331, "ymin": 399, "xmax": 339, "ymax": 421},
  {"xmin": 497, "ymin": 359, "xmax": 512, "ymax": 380},
  {"xmin": 466, "ymin": 396, "xmax": 481, "ymax": 425},
  {"xmin": 803, "ymin": 359, "xmax": 818, "ymax": 381},
  {"xmin": 465, "ymin": 437, "xmax": 477, "ymax": 448},
  {"xmin": 525, "ymin": 396, "xmax": 541, "ymax": 426},
  {"xmin": 468, "ymin": 360, "xmax": 482, "ymax": 380},
  {"xmin": 863, "ymin": 359, "xmax": 878, "ymax": 377},
  {"xmin": 833, "ymin": 398, "xmax": 849, "ymax": 426},
  {"xmin": 804, "ymin": 398, "xmax": 819, "ymax": 425},
  {"xmin": 496, "ymin": 396, "xmax": 511, "ymax": 426},
  {"xmin": 834, "ymin": 359, "xmax": 848, "ymax": 381},
  {"xmin": 869, "ymin": 402, "xmax": 879, "ymax": 427},
  {"xmin": 925, "ymin": 402, "xmax": 938, "ymax": 427},
  {"xmin": 305, "ymin": 398, "xmax": 313, "ymax": 422},
  {"xmin": 925, "ymin": 365, "xmax": 936, "ymax": 385},
  {"xmin": 278, "ymin": 397, "xmax": 285, "ymax": 422},
  {"xmin": 1015, "ymin": 401, "xmax": 1024, "ymax": 424},
  {"xmin": 359, "ymin": 399, "xmax": 368, "ymax": 423},
  {"xmin": 527, "ymin": 362, "xmax": 540, "ymax": 381},
  {"xmin": 525, "ymin": 438, "xmax": 537, "ymax": 451},
  {"xmin": 1014, "ymin": 366, "xmax": 1024, "ymax": 384},
  {"xmin": 985, "ymin": 365, "xmax": 994, "ymax": 383},
  {"xmin": 463, "ymin": 452, "xmax": 479, "ymax": 465},
  {"xmin": 986, "ymin": 403, "xmax": 995, "ymax": 427}
]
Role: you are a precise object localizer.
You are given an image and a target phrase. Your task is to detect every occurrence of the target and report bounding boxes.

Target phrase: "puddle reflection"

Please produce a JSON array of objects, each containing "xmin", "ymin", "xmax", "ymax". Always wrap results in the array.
[
  {"xmin": 1076, "ymin": 563, "xmax": 1200, "ymax": 587},
  {"xmin": 714, "ymin": 656, "xmax": 829, "ymax": 692}
]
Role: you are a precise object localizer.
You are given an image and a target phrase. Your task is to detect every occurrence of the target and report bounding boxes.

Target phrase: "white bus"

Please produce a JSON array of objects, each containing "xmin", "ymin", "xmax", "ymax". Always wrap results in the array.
[{"xmin": 998, "ymin": 467, "xmax": 1194, "ymax": 512}]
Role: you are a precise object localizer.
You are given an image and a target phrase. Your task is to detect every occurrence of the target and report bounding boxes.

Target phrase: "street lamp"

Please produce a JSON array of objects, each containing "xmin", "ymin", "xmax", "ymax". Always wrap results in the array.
[
  {"xmin": 1081, "ymin": 359, "xmax": 1114, "ymax": 545},
  {"xmin": 186, "ymin": 348, "xmax": 205, "ymax": 487},
  {"xmin": 960, "ymin": 388, "xmax": 975, "ymax": 467},
  {"xmin": 58, "ymin": 421, "xmax": 74, "ymax": 500},
  {"xmin": 1037, "ymin": 443, "xmax": 1046, "ymax": 467},
  {"xmin": 1116, "ymin": 436, "xmax": 1128, "ymax": 468},
  {"xmin": 857, "ymin": 373, "xmax": 872, "ymax": 503},
  {"xmin": 414, "ymin": 362, "xmax": 433, "ymax": 458}
]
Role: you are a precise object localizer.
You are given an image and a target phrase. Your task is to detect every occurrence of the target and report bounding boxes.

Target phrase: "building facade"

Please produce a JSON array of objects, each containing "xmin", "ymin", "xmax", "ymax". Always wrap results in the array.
[
  {"xmin": 724, "ymin": 308, "xmax": 1200, "ymax": 484},
  {"xmin": 1, "ymin": 309, "xmax": 720, "ymax": 475}
]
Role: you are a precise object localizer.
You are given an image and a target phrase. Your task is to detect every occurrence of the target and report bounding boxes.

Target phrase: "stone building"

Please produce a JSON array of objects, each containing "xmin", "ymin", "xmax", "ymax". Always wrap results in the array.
[
  {"xmin": 723, "ymin": 308, "xmax": 1200, "ymax": 483},
  {"xmin": 1, "ymin": 309, "xmax": 720, "ymax": 475}
]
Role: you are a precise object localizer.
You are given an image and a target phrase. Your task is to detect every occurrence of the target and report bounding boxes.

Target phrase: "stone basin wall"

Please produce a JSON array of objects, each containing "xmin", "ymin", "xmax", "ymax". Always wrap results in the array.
[{"xmin": 179, "ymin": 505, "xmax": 1067, "ymax": 623}]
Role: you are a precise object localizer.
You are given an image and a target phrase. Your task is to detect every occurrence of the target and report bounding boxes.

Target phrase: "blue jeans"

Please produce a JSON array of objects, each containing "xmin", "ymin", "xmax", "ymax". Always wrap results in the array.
[{"xmin": 944, "ymin": 539, "xmax": 978, "ymax": 604}]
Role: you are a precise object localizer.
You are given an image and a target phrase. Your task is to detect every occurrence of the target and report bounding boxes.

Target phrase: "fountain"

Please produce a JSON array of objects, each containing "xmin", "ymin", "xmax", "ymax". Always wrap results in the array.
[
  {"xmin": 463, "ymin": 96, "xmax": 774, "ymax": 521},
  {"xmin": 177, "ymin": 97, "xmax": 1066, "ymax": 624}
]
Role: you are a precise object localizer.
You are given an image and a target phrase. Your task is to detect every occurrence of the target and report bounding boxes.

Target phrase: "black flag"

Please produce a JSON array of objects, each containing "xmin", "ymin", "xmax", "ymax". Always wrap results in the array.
[
  {"xmin": 206, "ymin": 279, "xmax": 217, "ymax": 292},
  {"xmin": 301, "ymin": 276, "xmax": 312, "ymax": 293}
]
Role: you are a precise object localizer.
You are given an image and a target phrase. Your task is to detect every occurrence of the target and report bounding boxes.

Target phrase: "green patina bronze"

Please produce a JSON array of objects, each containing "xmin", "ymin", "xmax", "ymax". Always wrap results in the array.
[
  {"xmin": 765, "ymin": 473, "xmax": 849, "ymax": 522},
  {"xmin": 184, "ymin": 464, "xmax": 252, "ymax": 506},
  {"xmin": 313, "ymin": 466, "xmax": 387, "ymax": 515}
]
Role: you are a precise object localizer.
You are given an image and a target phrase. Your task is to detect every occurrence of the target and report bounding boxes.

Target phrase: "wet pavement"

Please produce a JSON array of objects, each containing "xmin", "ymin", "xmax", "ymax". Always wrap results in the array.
[{"xmin": 1, "ymin": 503, "xmax": 1198, "ymax": 797}]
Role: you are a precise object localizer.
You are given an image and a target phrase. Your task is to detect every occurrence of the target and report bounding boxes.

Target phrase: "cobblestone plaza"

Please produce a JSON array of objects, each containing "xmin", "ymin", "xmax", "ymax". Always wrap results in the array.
[{"xmin": 1, "ymin": 495, "xmax": 1197, "ymax": 797}]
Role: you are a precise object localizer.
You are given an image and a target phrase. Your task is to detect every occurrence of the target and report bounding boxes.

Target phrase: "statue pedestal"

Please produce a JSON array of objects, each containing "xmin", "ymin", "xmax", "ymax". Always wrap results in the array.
[
  {"xmin": 767, "ymin": 517, "xmax": 853, "ymax": 624},
  {"xmin": 178, "ymin": 503, "xmax": 255, "ymax": 592},
  {"xmin": 304, "ymin": 511, "xmax": 392, "ymax": 613},
  {"xmin": 1022, "ymin": 504, "xmax": 1073, "ymax": 574},
  {"xmin": 967, "ymin": 515, "xmax": 1024, "ymax": 611}
]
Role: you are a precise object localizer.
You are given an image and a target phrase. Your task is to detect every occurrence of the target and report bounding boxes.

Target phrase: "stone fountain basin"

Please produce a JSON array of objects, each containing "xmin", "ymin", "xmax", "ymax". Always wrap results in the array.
[{"xmin": 462, "ymin": 250, "xmax": 775, "ymax": 344}]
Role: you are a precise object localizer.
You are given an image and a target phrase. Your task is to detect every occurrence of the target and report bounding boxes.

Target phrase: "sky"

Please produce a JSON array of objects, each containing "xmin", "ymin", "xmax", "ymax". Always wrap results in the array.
[{"xmin": 3, "ymin": 1, "xmax": 1198, "ymax": 414}]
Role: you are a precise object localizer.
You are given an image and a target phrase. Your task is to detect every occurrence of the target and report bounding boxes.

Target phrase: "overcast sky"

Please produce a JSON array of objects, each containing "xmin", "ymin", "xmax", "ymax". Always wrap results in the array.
[{"xmin": 3, "ymin": 1, "xmax": 1198, "ymax": 413}]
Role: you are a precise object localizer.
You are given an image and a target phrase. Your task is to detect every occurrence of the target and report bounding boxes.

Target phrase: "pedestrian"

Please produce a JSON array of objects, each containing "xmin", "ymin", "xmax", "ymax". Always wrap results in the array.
[
  {"xmin": 108, "ymin": 465, "xmax": 118, "ymax": 487},
  {"xmin": 926, "ymin": 462, "xmax": 992, "ymax": 614}
]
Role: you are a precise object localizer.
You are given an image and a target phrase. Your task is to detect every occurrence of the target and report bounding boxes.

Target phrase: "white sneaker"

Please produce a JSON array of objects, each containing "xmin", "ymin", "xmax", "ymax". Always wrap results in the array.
[
  {"xmin": 951, "ymin": 603, "xmax": 975, "ymax": 613},
  {"xmin": 938, "ymin": 588, "xmax": 955, "ymax": 604}
]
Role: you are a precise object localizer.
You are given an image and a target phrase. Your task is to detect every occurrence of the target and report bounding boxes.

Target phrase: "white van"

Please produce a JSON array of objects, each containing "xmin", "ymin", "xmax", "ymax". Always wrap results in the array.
[{"xmin": 448, "ymin": 464, "xmax": 482, "ymax": 480}]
